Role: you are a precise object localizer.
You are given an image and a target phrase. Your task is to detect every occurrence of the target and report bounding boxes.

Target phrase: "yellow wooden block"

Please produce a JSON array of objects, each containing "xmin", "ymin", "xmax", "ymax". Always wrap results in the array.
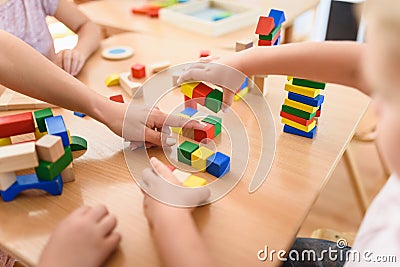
[
  {"xmin": 284, "ymin": 98, "xmax": 319, "ymax": 114},
  {"xmin": 171, "ymin": 114, "xmax": 190, "ymax": 134},
  {"xmin": 191, "ymin": 147, "xmax": 214, "ymax": 172},
  {"xmin": 183, "ymin": 175, "xmax": 207, "ymax": 187},
  {"xmin": 287, "ymin": 76, "xmax": 293, "ymax": 81},
  {"xmin": 282, "ymin": 118, "xmax": 317, "ymax": 132},
  {"xmin": 234, "ymin": 87, "xmax": 248, "ymax": 101},
  {"xmin": 67, "ymin": 130, "xmax": 72, "ymax": 144},
  {"xmin": 0, "ymin": 137, "xmax": 12, "ymax": 146},
  {"xmin": 105, "ymin": 73, "xmax": 120, "ymax": 87},
  {"xmin": 34, "ymin": 127, "xmax": 47, "ymax": 140},
  {"xmin": 181, "ymin": 82, "xmax": 199, "ymax": 98},
  {"xmin": 284, "ymin": 80, "xmax": 320, "ymax": 98}
]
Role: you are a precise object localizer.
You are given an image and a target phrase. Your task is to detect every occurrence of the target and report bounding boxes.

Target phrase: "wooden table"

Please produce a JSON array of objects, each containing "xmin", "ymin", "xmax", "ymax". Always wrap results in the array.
[
  {"xmin": 79, "ymin": 0, "xmax": 321, "ymax": 45},
  {"xmin": 0, "ymin": 32, "xmax": 370, "ymax": 267}
]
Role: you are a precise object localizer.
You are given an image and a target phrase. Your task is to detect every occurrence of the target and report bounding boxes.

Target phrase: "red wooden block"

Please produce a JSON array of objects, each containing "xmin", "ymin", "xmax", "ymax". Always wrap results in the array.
[
  {"xmin": 147, "ymin": 6, "xmax": 160, "ymax": 17},
  {"xmin": 258, "ymin": 30, "xmax": 281, "ymax": 46},
  {"xmin": 280, "ymin": 111, "xmax": 315, "ymax": 126},
  {"xmin": 192, "ymin": 83, "xmax": 213, "ymax": 106},
  {"xmin": 184, "ymin": 95, "xmax": 197, "ymax": 109},
  {"xmin": 131, "ymin": 64, "xmax": 146, "ymax": 79},
  {"xmin": 131, "ymin": 4, "xmax": 156, "ymax": 15},
  {"xmin": 316, "ymin": 108, "xmax": 322, "ymax": 117},
  {"xmin": 109, "ymin": 94, "xmax": 124, "ymax": 103},
  {"xmin": 0, "ymin": 112, "xmax": 35, "ymax": 138},
  {"xmin": 166, "ymin": 165, "xmax": 176, "ymax": 172},
  {"xmin": 194, "ymin": 123, "xmax": 215, "ymax": 143},
  {"xmin": 200, "ymin": 50, "xmax": 210, "ymax": 58},
  {"xmin": 255, "ymin": 16, "xmax": 275, "ymax": 35}
]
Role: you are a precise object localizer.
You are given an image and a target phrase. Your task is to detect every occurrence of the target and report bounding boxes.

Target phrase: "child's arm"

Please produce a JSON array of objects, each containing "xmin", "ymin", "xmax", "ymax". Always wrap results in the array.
[
  {"xmin": 142, "ymin": 158, "xmax": 215, "ymax": 267},
  {"xmin": 53, "ymin": 0, "xmax": 101, "ymax": 76}
]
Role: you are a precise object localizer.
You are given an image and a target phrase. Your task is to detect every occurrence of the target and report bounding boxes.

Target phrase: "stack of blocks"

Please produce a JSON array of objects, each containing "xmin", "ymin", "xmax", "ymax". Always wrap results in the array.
[
  {"xmin": 281, "ymin": 77, "xmax": 326, "ymax": 139},
  {"xmin": 255, "ymin": 9, "xmax": 286, "ymax": 47},
  {"xmin": 0, "ymin": 108, "xmax": 86, "ymax": 201},
  {"xmin": 181, "ymin": 82, "xmax": 223, "ymax": 113}
]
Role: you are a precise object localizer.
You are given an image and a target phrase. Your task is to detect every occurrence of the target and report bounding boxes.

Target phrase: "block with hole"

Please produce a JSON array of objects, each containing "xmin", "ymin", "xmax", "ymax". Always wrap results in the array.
[
  {"xmin": 119, "ymin": 72, "xmax": 142, "ymax": 97},
  {"xmin": 105, "ymin": 73, "xmax": 120, "ymax": 87},
  {"xmin": 44, "ymin": 115, "xmax": 69, "ymax": 147},
  {"xmin": 177, "ymin": 141, "xmax": 199, "ymax": 166},
  {"xmin": 181, "ymin": 82, "xmax": 199, "ymax": 98},
  {"xmin": 33, "ymin": 108, "xmax": 53, "ymax": 133},
  {"xmin": 109, "ymin": 94, "xmax": 124, "ymax": 103},
  {"xmin": 205, "ymin": 89, "xmax": 223, "ymax": 113},
  {"xmin": 202, "ymin": 115, "xmax": 222, "ymax": 137},
  {"xmin": 0, "ymin": 111, "xmax": 35, "ymax": 138},
  {"xmin": 35, "ymin": 146, "xmax": 72, "ymax": 181},
  {"xmin": 268, "ymin": 9, "xmax": 286, "ymax": 26},
  {"xmin": 288, "ymin": 92, "xmax": 325, "ymax": 107},
  {"xmin": 255, "ymin": 16, "xmax": 275, "ymax": 35},
  {"xmin": 35, "ymin": 135, "xmax": 64, "ymax": 162},
  {"xmin": 194, "ymin": 123, "xmax": 215, "ymax": 143},
  {"xmin": 280, "ymin": 111, "xmax": 315, "ymax": 126},
  {"xmin": 71, "ymin": 136, "xmax": 88, "ymax": 151},
  {"xmin": 182, "ymin": 175, "xmax": 207, "ymax": 187},
  {"xmin": 292, "ymin": 78, "xmax": 326, "ymax": 90},
  {"xmin": 283, "ymin": 124, "xmax": 317, "ymax": 139},
  {"xmin": 0, "ymin": 142, "xmax": 38, "ymax": 173},
  {"xmin": 206, "ymin": 152, "xmax": 230, "ymax": 178},
  {"xmin": 191, "ymin": 146, "xmax": 215, "ymax": 172},
  {"xmin": 0, "ymin": 172, "xmax": 17, "ymax": 191},
  {"xmin": 131, "ymin": 64, "xmax": 146, "ymax": 79},
  {"xmin": 281, "ymin": 105, "xmax": 316, "ymax": 120},
  {"xmin": 192, "ymin": 83, "xmax": 213, "ymax": 106},
  {"xmin": 282, "ymin": 117, "xmax": 316, "ymax": 133},
  {"xmin": 284, "ymin": 98, "xmax": 319, "ymax": 114},
  {"xmin": 285, "ymin": 80, "xmax": 321, "ymax": 98}
]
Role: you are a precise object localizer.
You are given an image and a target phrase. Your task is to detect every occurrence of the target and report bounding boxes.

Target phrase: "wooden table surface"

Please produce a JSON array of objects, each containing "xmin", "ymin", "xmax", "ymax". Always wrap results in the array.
[{"xmin": 0, "ymin": 32, "xmax": 370, "ymax": 267}]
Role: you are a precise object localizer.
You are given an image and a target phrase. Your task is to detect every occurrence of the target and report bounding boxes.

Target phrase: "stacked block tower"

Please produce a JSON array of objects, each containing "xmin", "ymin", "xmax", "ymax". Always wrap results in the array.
[
  {"xmin": 281, "ymin": 77, "xmax": 326, "ymax": 139},
  {"xmin": 0, "ymin": 108, "xmax": 87, "ymax": 201},
  {"xmin": 255, "ymin": 9, "xmax": 286, "ymax": 47}
]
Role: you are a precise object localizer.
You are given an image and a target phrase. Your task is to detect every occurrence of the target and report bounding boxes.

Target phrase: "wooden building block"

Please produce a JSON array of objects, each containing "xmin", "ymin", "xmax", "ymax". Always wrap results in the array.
[
  {"xmin": 288, "ymin": 92, "xmax": 325, "ymax": 107},
  {"xmin": 259, "ymin": 25, "xmax": 281, "ymax": 40},
  {"xmin": 181, "ymin": 82, "xmax": 199, "ymax": 98},
  {"xmin": 284, "ymin": 98, "xmax": 319, "ymax": 114},
  {"xmin": 0, "ymin": 142, "xmax": 38, "ymax": 172},
  {"xmin": 282, "ymin": 105, "xmax": 316, "ymax": 120},
  {"xmin": 253, "ymin": 75, "xmax": 265, "ymax": 93},
  {"xmin": 0, "ymin": 112, "xmax": 35, "ymax": 138},
  {"xmin": 45, "ymin": 116, "xmax": 69, "ymax": 147},
  {"xmin": 206, "ymin": 152, "xmax": 230, "ymax": 178},
  {"xmin": 35, "ymin": 135, "xmax": 64, "ymax": 162},
  {"xmin": 194, "ymin": 123, "xmax": 215, "ymax": 143},
  {"xmin": 35, "ymin": 146, "xmax": 73, "ymax": 181},
  {"xmin": 316, "ymin": 107, "xmax": 322, "ymax": 117},
  {"xmin": 119, "ymin": 72, "xmax": 142, "ymax": 97},
  {"xmin": 191, "ymin": 147, "xmax": 215, "ymax": 172},
  {"xmin": 234, "ymin": 87, "xmax": 248, "ymax": 101},
  {"xmin": 109, "ymin": 94, "xmax": 124, "ymax": 103},
  {"xmin": 282, "ymin": 117, "xmax": 316, "ymax": 133},
  {"xmin": 150, "ymin": 61, "xmax": 171, "ymax": 73},
  {"xmin": 283, "ymin": 124, "xmax": 317, "ymax": 139},
  {"xmin": 258, "ymin": 31, "xmax": 280, "ymax": 46},
  {"xmin": 71, "ymin": 136, "xmax": 87, "ymax": 151},
  {"xmin": 105, "ymin": 73, "xmax": 120, "ymax": 87},
  {"xmin": 183, "ymin": 175, "xmax": 206, "ymax": 187},
  {"xmin": 268, "ymin": 9, "xmax": 286, "ymax": 26},
  {"xmin": 180, "ymin": 107, "xmax": 198, "ymax": 117},
  {"xmin": 0, "ymin": 137, "xmax": 12, "ymax": 146},
  {"xmin": 61, "ymin": 163, "xmax": 75, "ymax": 183},
  {"xmin": 235, "ymin": 39, "xmax": 253, "ymax": 52},
  {"xmin": 34, "ymin": 127, "xmax": 47, "ymax": 140},
  {"xmin": 0, "ymin": 172, "xmax": 17, "ymax": 191},
  {"xmin": 285, "ymin": 80, "xmax": 321, "ymax": 98},
  {"xmin": 255, "ymin": 16, "xmax": 275, "ymax": 35},
  {"xmin": 199, "ymin": 50, "xmax": 210, "ymax": 58},
  {"xmin": 280, "ymin": 111, "xmax": 315, "ymax": 126},
  {"xmin": 202, "ymin": 115, "xmax": 222, "ymax": 137},
  {"xmin": 73, "ymin": 111, "xmax": 86, "ymax": 118},
  {"xmin": 292, "ymin": 78, "xmax": 326, "ymax": 89},
  {"xmin": 131, "ymin": 64, "xmax": 146, "ymax": 79},
  {"xmin": 205, "ymin": 89, "xmax": 223, "ymax": 113},
  {"xmin": 33, "ymin": 108, "xmax": 53, "ymax": 133},
  {"xmin": 192, "ymin": 83, "xmax": 213, "ymax": 106},
  {"xmin": 172, "ymin": 169, "xmax": 191, "ymax": 183},
  {"xmin": 178, "ymin": 141, "xmax": 199, "ymax": 165}
]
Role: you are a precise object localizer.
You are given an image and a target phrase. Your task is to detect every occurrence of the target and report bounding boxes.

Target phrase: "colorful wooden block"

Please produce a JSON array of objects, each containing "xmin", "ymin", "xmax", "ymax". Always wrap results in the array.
[
  {"xmin": 273, "ymin": 36, "xmax": 281, "ymax": 46},
  {"xmin": 192, "ymin": 83, "xmax": 214, "ymax": 106},
  {"xmin": 284, "ymin": 98, "xmax": 319, "ymax": 114},
  {"xmin": 280, "ymin": 111, "xmax": 315, "ymax": 126},
  {"xmin": 282, "ymin": 105, "xmax": 316, "ymax": 120},
  {"xmin": 206, "ymin": 152, "xmax": 230, "ymax": 178},
  {"xmin": 259, "ymin": 25, "xmax": 281, "ymax": 40},
  {"xmin": 35, "ymin": 135, "xmax": 64, "ymax": 162},
  {"xmin": 34, "ymin": 127, "xmax": 47, "ymax": 140},
  {"xmin": 180, "ymin": 107, "xmax": 198, "ymax": 117},
  {"xmin": 0, "ymin": 137, "xmax": 11, "ymax": 146},
  {"xmin": 44, "ymin": 116, "xmax": 69, "ymax": 147},
  {"xmin": 131, "ymin": 64, "xmax": 146, "ymax": 79},
  {"xmin": 282, "ymin": 117, "xmax": 316, "ymax": 133},
  {"xmin": 0, "ymin": 172, "xmax": 17, "ymax": 191},
  {"xmin": 171, "ymin": 113, "xmax": 190, "ymax": 135},
  {"xmin": 316, "ymin": 107, "xmax": 322, "ymax": 117},
  {"xmin": 234, "ymin": 87, "xmax": 249, "ymax": 101},
  {"xmin": 0, "ymin": 142, "xmax": 38, "ymax": 172},
  {"xmin": 202, "ymin": 115, "xmax": 222, "ymax": 137},
  {"xmin": 194, "ymin": 123, "xmax": 215, "ymax": 143},
  {"xmin": 105, "ymin": 73, "xmax": 120, "ymax": 87},
  {"xmin": 73, "ymin": 111, "xmax": 86, "ymax": 118},
  {"xmin": 288, "ymin": 92, "xmax": 325, "ymax": 107},
  {"xmin": 150, "ymin": 61, "xmax": 171, "ymax": 73},
  {"xmin": 181, "ymin": 82, "xmax": 199, "ymax": 98},
  {"xmin": 191, "ymin": 147, "xmax": 215, "ymax": 172},
  {"xmin": 268, "ymin": 9, "xmax": 286, "ymax": 26},
  {"xmin": 0, "ymin": 174, "xmax": 63, "ymax": 202},
  {"xmin": 33, "ymin": 108, "xmax": 53, "ymax": 133},
  {"xmin": 199, "ymin": 50, "xmax": 210, "ymax": 58},
  {"xmin": 119, "ymin": 72, "xmax": 142, "ymax": 97},
  {"xmin": 285, "ymin": 80, "xmax": 321, "ymax": 98},
  {"xmin": 71, "ymin": 136, "xmax": 88, "ymax": 151},
  {"xmin": 235, "ymin": 39, "xmax": 253, "ymax": 52},
  {"xmin": 284, "ymin": 124, "xmax": 317, "ymax": 139},
  {"xmin": 255, "ymin": 16, "xmax": 275, "ymax": 35},
  {"xmin": 35, "ymin": 146, "xmax": 72, "ymax": 181},
  {"xmin": 0, "ymin": 112, "xmax": 35, "ymax": 138},
  {"xmin": 258, "ymin": 31, "xmax": 280, "ymax": 46},
  {"xmin": 205, "ymin": 89, "xmax": 223, "ymax": 113},
  {"xmin": 292, "ymin": 78, "xmax": 326, "ymax": 89},
  {"xmin": 241, "ymin": 77, "xmax": 249, "ymax": 89},
  {"xmin": 109, "ymin": 94, "xmax": 124, "ymax": 103},
  {"xmin": 183, "ymin": 175, "xmax": 207, "ymax": 187},
  {"xmin": 178, "ymin": 141, "xmax": 199, "ymax": 165},
  {"xmin": 172, "ymin": 169, "xmax": 191, "ymax": 183},
  {"xmin": 61, "ymin": 163, "xmax": 75, "ymax": 183}
]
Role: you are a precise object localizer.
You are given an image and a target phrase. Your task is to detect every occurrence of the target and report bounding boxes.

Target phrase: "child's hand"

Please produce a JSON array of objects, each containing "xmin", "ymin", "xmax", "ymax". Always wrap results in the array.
[
  {"xmin": 141, "ymin": 157, "xmax": 210, "ymax": 227},
  {"xmin": 54, "ymin": 49, "xmax": 85, "ymax": 76},
  {"xmin": 38, "ymin": 205, "xmax": 121, "ymax": 267}
]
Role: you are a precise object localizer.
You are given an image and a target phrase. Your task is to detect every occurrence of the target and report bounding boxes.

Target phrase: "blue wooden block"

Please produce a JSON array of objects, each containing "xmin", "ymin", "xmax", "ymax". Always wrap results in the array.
[
  {"xmin": 0, "ymin": 174, "xmax": 63, "ymax": 202},
  {"xmin": 273, "ymin": 36, "xmax": 281, "ymax": 46},
  {"xmin": 283, "ymin": 124, "xmax": 317, "ymax": 139},
  {"xmin": 240, "ymin": 77, "xmax": 249, "ymax": 90},
  {"xmin": 45, "ymin": 115, "xmax": 69, "ymax": 147},
  {"xmin": 268, "ymin": 9, "xmax": 286, "ymax": 26},
  {"xmin": 206, "ymin": 152, "xmax": 230, "ymax": 178},
  {"xmin": 73, "ymin": 111, "xmax": 86, "ymax": 117},
  {"xmin": 180, "ymin": 107, "xmax": 198, "ymax": 117},
  {"xmin": 288, "ymin": 92, "xmax": 325, "ymax": 107}
]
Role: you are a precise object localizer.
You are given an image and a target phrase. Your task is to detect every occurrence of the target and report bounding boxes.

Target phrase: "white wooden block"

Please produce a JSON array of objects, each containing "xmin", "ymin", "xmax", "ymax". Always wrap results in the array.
[
  {"xmin": 35, "ymin": 135, "xmax": 64, "ymax": 162},
  {"xmin": 150, "ymin": 61, "xmax": 171, "ymax": 73},
  {"xmin": 172, "ymin": 169, "xmax": 191, "ymax": 183},
  {"xmin": 119, "ymin": 72, "xmax": 143, "ymax": 97},
  {"xmin": 61, "ymin": 163, "xmax": 75, "ymax": 183},
  {"xmin": 0, "ymin": 172, "xmax": 17, "ymax": 191},
  {"xmin": 0, "ymin": 142, "xmax": 38, "ymax": 172}
]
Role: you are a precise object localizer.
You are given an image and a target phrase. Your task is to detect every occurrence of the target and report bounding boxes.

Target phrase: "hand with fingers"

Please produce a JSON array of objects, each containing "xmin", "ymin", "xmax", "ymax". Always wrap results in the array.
[{"xmin": 54, "ymin": 49, "xmax": 85, "ymax": 76}]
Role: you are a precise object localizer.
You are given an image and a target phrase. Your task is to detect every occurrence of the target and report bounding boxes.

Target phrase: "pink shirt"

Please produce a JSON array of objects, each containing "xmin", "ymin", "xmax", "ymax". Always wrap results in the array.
[{"xmin": 0, "ymin": 0, "xmax": 59, "ymax": 59}]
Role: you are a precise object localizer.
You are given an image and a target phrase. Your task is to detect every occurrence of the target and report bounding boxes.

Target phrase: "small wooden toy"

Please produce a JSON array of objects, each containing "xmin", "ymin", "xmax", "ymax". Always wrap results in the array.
[
  {"xmin": 191, "ymin": 146, "xmax": 215, "ymax": 172},
  {"xmin": 172, "ymin": 169, "xmax": 191, "ymax": 183},
  {"xmin": 119, "ymin": 72, "xmax": 142, "ymax": 97},
  {"xmin": 284, "ymin": 80, "xmax": 321, "ymax": 98},
  {"xmin": 181, "ymin": 82, "xmax": 199, "ymax": 98},
  {"xmin": 284, "ymin": 98, "xmax": 319, "ymax": 114},
  {"xmin": 259, "ymin": 25, "xmax": 281, "ymax": 40},
  {"xmin": 268, "ymin": 9, "xmax": 286, "ymax": 26},
  {"xmin": 34, "ymin": 108, "xmax": 53, "ymax": 133},
  {"xmin": 71, "ymin": 136, "xmax": 88, "ymax": 151},
  {"xmin": 258, "ymin": 33, "xmax": 280, "ymax": 46},
  {"xmin": 283, "ymin": 124, "xmax": 317, "ymax": 139},
  {"xmin": 131, "ymin": 64, "xmax": 146, "ymax": 79},
  {"xmin": 192, "ymin": 83, "xmax": 213, "ymax": 105},
  {"xmin": 182, "ymin": 175, "xmax": 207, "ymax": 187},
  {"xmin": 202, "ymin": 115, "xmax": 222, "ymax": 136},
  {"xmin": 61, "ymin": 163, "xmax": 75, "ymax": 183},
  {"xmin": 0, "ymin": 172, "xmax": 16, "ymax": 191},
  {"xmin": 200, "ymin": 50, "xmax": 210, "ymax": 58},
  {"xmin": 316, "ymin": 108, "xmax": 322, "ymax": 118},
  {"xmin": 109, "ymin": 94, "xmax": 124, "ymax": 103},
  {"xmin": 0, "ymin": 88, "xmax": 55, "ymax": 111},
  {"xmin": 206, "ymin": 152, "xmax": 230, "ymax": 178},
  {"xmin": 281, "ymin": 117, "xmax": 316, "ymax": 133},
  {"xmin": 234, "ymin": 87, "xmax": 248, "ymax": 101},
  {"xmin": 35, "ymin": 146, "xmax": 73, "ymax": 181},
  {"xmin": 178, "ymin": 141, "xmax": 199, "ymax": 165},
  {"xmin": 180, "ymin": 107, "xmax": 198, "ymax": 117},
  {"xmin": 205, "ymin": 89, "xmax": 223, "ymax": 113},
  {"xmin": 280, "ymin": 111, "xmax": 315, "ymax": 126},
  {"xmin": 105, "ymin": 73, "xmax": 120, "ymax": 87},
  {"xmin": 194, "ymin": 123, "xmax": 215, "ymax": 143},
  {"xmin": 288, "ymin": 92, "xmax": 325, "ymax": 107},
  {"xmin": 45, "ymin": 116, "xmax": 69, "ymax": 147},
  {"xmin": 235, "ymin": 39, "xmax": 253, "ymax": 52},
  {"xmin": 292, "ymin": 78, "xmax": 326, "ymax": 89},
  {"xmin": 35, "ymin": 135, "xmax": 64, "ymax": 163},
  {"xmin": 0, "ymin": 142, "xmax": 38, "ymax": 173},
  {"xmin": 34, "ymin": 127, "xmax": 47, "ymax": 140},
  {"xmin": 102, "ymin": 46, "xmax": 134, "ymax": 60},
  {"xmin": 255, "ymin": 16, "xmax": 275, "ymax": 35},
  {"xmin": 0, "ymin": 112, "xmax": 35, "ymax": 138},
  {"xmin": 281, "ymin": 105, "xmax": 316, "ymax": 120},
  {"xmin": 150, "ymin": 61, "xmax": 171, "ymax": 73},
  {"xmin": 73, "ymin": 111, "xmax": 86, "ymax": 117}
]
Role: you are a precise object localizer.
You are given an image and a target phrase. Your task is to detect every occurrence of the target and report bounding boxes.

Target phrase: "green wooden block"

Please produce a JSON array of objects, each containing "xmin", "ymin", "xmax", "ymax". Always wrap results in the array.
[
  {"xmin": 71, "ymin": 136, "xmax": 87, "ymax": 151},
  {"xmin": 259, "ymin": 25, "xmax": 281, "ymax": 41},
  {"xmin": 35, "ymin": 146, "xmax": 73, "ymax": 181},
  {"xmin": 205, "ymin": 89, "xmax": 223, "ymax": 113},
  {"xmin": 281, "ymin": 105, "xmax": 316, "ymax": 120},
  {"xmin": 292, "ymin": 78, "xmax": 326, "ymax": 90},
  {"xmin": 202, "ymin": 115, "xmax": 222, "ymax": 136},
  {"xmin": 34, "ymin": 108, "xmax": 53, "ymax": 133},
  {"xmin": 178, "ymin": 141, "xmax": 199, "ymax": 165}
]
